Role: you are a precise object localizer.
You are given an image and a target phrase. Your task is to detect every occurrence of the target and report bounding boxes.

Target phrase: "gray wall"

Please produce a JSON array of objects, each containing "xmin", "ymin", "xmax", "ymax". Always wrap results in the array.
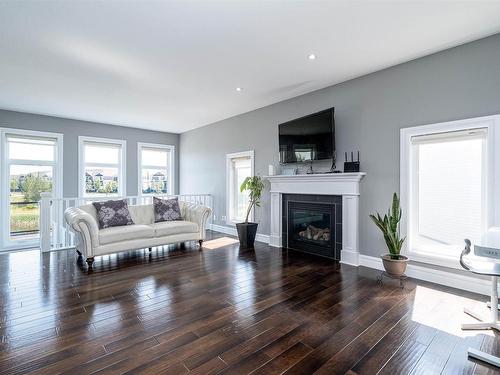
[
  {"xmin": 180, "ymin": 33, "xmax": 500, "ymax": 257},
  {"xmin": 0, "ymin": 109, "xmax": 180, "ymax": 197}
]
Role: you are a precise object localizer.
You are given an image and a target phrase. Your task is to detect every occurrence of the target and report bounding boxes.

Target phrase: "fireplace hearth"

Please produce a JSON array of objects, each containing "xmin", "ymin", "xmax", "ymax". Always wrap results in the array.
[{"xmin": 282, "ymin": 194, "xmax": 342, "ymax": 260}]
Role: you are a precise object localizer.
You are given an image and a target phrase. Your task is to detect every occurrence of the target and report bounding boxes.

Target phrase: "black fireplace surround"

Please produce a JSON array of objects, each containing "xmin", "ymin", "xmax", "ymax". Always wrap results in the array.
[{"xmin": 282, "ymin": 194, "xmax": 342, "ymax": 260}]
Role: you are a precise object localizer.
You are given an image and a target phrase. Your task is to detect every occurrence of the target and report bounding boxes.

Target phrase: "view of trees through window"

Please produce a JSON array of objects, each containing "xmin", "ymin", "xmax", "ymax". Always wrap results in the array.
[
  {"xmin": 82, "ymin": 140, "xmax": 122, "ymax": 197},
  {"xmin": 7, "ymin": 135, "xmax": 56, "ymax": 240},
  {"xmin": 10, "ymin": 169, "xmax": 53, "ymax": 237},
  {"xmin": 140, "ymin": 145, "xmax": 171, "ymax": 195},
  {"xmin": 85, "ymin": 168, "xmax": 119, "ymax": 195},
  {"xmin": 141, "ymin": 168, "xmax": 168, "ymax": 194}
]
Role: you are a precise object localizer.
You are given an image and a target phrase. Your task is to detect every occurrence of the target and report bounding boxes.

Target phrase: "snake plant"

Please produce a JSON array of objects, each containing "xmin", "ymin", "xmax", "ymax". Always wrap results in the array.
[{"xmin": 369, "ymin": 193, "xmax": 406, "ymax": 259}]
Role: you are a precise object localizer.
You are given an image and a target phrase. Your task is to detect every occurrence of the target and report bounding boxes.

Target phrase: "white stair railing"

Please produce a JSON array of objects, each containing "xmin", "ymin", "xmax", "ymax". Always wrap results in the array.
[{"xmin": 39, "ymin": 193, "xmax": 213, "ymax": 252}]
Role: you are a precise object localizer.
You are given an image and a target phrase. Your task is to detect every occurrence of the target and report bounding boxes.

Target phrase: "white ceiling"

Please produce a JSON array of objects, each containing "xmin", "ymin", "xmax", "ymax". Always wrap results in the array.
[{"xmin": 1, "ymin": 1, "xmax": 500, "ymax": 134}]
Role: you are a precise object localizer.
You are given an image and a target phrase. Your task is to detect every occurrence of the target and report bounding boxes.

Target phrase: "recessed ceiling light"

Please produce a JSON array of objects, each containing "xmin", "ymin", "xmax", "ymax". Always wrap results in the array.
[
  {"xmin": 308, "ymin": 54, "xmax": 316, "ymax": 60},
  {"xmin": 236, "ymin": 87, "xmax": 242, "ymax": 92}
]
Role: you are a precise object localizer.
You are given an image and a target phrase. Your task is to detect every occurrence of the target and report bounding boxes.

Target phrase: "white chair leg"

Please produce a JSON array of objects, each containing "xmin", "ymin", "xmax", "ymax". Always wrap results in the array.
[
  {"xmin": 462, "ymin": 277, "xmax": 500, "ymax": 332},
  {"xmin": 468, "ymin": 348, "xmax": 500, "ymax": 368},
  {"xmin": 464, "ymin": 307, "xmax": 484, "ymax": 321},
  {"xmin": 491, "ymin": 276, "xmax": 499, "ymax": 322},
  {"xmin": 461, "ymin": 322, "xmax": 499, "ymax": 330}
]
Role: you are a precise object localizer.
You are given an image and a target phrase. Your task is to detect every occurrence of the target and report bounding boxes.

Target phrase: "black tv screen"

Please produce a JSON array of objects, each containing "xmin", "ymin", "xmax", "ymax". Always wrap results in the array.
[{"xmin": 279, "ymin": 107, "xmax": 335, "ymax": 163}]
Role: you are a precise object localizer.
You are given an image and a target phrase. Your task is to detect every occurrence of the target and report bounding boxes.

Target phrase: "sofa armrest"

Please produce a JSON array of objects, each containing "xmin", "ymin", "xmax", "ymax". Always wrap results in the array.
[
  {"xmin": 183, "ymin": 203, "xmax": 212, "ymax": 240},
  {"xmin": 64, "ymin": 207, "xmax": 100, "ymax": 257}
]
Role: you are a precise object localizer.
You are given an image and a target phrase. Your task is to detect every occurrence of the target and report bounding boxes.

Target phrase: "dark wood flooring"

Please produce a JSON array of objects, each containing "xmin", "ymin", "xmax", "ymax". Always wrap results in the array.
[{"xmin": 0, "ymin": 231, "xmax": 498, "ymax": 374}]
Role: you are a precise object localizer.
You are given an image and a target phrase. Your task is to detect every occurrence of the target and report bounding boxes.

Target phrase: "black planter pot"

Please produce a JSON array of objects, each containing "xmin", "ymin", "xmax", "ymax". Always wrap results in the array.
[{"xmin": 236, "ymin": 222, "xmax": 258, "ymax": 249}]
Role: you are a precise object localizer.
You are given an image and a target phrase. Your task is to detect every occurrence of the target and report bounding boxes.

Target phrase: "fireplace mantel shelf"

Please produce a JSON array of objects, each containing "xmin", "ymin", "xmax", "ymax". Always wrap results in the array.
[
  {"xmin": 267, "ymin": 172, "xmax": 365, "ymax": 266},
  {"xmin": 266, "ymin": 172, "xmax": 366, "ymax": 196},
  {"xmin": 266, "ymin": 172, "xmax": 366, "ymax": 182}
]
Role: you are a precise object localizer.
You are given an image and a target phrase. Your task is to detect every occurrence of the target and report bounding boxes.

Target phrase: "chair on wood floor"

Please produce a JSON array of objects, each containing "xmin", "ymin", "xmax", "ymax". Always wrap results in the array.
[{"xmin": 460, "ymin": 237, "xmax": 500, "ymax": 368}]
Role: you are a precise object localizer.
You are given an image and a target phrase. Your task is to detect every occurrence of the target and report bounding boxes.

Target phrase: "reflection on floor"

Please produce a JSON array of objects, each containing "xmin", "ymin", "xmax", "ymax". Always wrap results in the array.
[
  {"xmin": 202, "ymin": 236, "xmax": 240, "ymax": 250},
  {"xmin": 0, "ymin": 230, "xmax": 498, "ymax": 374}
]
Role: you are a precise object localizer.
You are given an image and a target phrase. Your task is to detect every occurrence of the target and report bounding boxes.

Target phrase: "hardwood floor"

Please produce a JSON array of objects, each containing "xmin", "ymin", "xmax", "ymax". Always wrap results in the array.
[{"xmin": 0, "ymin": 231, "xmax": 498, "ymax": 374}]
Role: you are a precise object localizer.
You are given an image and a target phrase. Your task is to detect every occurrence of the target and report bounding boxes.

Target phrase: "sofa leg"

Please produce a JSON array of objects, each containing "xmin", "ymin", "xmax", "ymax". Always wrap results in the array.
[
  {"xmin": 86, "ymin": 257, "xmax": 95, "ymax": 267},
  {"xmin": 148, "ymin": 247, "xmax": 152, "ymax": 252},
  {"xmin": 199, "ymin": 239, "xmax": 203, "ymax": 250}
]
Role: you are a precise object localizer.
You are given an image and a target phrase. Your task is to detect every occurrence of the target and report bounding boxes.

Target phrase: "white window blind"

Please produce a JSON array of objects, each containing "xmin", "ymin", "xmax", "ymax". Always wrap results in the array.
[
  {"xmin": 410, "ymin": 128, "xmax": 487, "ymax": 256},
  {"xmin": 7, "ymin": 135, "xmax": 57, "ymax": 162}
]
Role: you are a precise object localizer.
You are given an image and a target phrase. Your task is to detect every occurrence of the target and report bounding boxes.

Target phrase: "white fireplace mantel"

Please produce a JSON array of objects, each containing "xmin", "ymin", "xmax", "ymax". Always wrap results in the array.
[{"xmin": 267, "ymin": 172, "xmax": 366, "ymax": 266}]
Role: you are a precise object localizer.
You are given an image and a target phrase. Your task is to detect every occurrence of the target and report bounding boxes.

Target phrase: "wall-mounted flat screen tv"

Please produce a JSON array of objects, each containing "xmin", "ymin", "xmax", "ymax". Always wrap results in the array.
[{"xmin": 278, "ymin": 107, "xmax": 335, "ymax": 163}]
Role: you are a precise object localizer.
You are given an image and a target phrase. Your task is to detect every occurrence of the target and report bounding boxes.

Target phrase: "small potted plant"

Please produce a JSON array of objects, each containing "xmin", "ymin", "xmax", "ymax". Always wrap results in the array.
[
  {"xmin": 369, "ymin": 193, "xmax": 408, "ymax": 277},
  {"xmin": 236, "ymin": 176, "xmax": 264, "ymax": 248}
]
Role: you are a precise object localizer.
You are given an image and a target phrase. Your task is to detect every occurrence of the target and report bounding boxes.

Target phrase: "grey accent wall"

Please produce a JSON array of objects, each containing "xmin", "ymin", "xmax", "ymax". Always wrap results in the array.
[
  {"xmin": 0, "ymin": 109, "xmax": 179, "ymax": 197},
  {"xmin": 180, "ymin": 33, "xmax": 500, "ymax": 257}
]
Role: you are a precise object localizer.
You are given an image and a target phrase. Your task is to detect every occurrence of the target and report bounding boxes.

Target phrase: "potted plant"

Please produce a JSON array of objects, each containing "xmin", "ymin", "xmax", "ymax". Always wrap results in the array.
[
  {"xmin": 369, "ymin": 193, "xmax": 408, "ymax": 277},
  {"xmin": 236, "ymin": 176, "xmax": 264, "ymax": 248}
]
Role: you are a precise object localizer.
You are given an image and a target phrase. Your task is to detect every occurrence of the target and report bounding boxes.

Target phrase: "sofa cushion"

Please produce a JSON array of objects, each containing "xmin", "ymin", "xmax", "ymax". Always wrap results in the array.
[
  {"xmin": 99, "ymin": 224, "xmax": 155, "ymax": 245},
  {"xmin": 154, "ymin": 197, "xmax": 183, "ymax": 222},
  {"xmin": 153, "ymin": 220, "xmax": 198, "ymax": 237},
  {"xmin": 128, "ymin": 204, "xmax": 154, "ymax": 225},
  {"xmin": 92, "ymin": 199, "xmax": 134, "ymax": 229}
]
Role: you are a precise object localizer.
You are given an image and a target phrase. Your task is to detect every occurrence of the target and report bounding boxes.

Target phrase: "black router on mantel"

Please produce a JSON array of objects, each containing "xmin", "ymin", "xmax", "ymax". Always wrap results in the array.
[{"xmin": 344, "ymin": 151, "xmax": 360, "ymax": 172}]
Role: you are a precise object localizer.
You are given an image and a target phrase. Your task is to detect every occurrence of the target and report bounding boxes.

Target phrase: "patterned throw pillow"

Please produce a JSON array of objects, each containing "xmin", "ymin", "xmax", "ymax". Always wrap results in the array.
[
  {"xmin": 92, "ymin": 199, "xmax": 135, "ymax": 229},
  {"xmin": 154, "ymin": 197, "xmax": 183, "ymax": 222}
]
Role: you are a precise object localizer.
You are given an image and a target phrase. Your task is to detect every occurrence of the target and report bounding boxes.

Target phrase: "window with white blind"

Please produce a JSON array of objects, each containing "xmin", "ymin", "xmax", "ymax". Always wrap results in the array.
[
  {"xmin": 411, "ymin": 129, "xmax": 486, "ymax": 252},
  {"xmin": 1, "ymin": 128, "xmax": 63, "ymax": 250},
  {"xmin": 226, "ymin": 151, "xmax": 254, "ymax": 223},
  {"xmin": 138, "ymin": 143, "xmax": 174, "ymax": 195},
  {"xmin": 400, "ymin": 116, "xmax": 497, "ymax": 268},
  {"xmin": 79, "ymin": 136, "xmax": 126, "ymax": 197}
]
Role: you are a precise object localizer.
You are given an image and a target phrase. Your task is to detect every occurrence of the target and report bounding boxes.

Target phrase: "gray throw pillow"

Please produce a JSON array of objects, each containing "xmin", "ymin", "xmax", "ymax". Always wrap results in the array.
[
  {"xmin": 154, "ymin": 197, "xmax": 183, "ymax": 222},
  {"xmin": 92, "ymin": 199, "xmax": 135, "ymax": 229}
]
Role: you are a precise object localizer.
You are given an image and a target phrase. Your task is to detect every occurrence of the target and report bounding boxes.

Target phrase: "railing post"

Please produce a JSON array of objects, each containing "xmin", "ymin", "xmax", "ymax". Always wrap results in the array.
[{"xmin": 40, "ymin": 192, "xmax": 52, "ymax": 252}]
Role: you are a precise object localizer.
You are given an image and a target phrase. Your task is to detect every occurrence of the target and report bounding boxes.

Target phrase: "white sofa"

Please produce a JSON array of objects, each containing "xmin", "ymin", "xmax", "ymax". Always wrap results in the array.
[{"xmin": 64, "ymin": 201, "xmax": 211, "ymax": 266}]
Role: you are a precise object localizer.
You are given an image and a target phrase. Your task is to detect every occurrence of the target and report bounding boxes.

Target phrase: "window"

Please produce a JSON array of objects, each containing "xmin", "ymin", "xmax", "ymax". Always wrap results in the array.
[
  {"xmin": 138, "ymin": 143, "xmax": 174, "ymax": 195},
  {"xmin": 0, "ymin": 129, "xmax": 63, "ymax": 250},
  {"xmin": 226, "ymin": 151, "xmax": 254, "ymax": 223},
  {"xmin": 400, "ymin": 116, "xmax": 498, "ymax": 268},
  {"xmin": 79, "ymin": 137, "xmax": 126, "ymax": 197}
]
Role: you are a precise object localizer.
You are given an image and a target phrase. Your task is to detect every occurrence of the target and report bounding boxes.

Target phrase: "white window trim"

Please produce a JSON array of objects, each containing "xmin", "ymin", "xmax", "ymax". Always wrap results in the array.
[
  {"xmin": 400, "ymin": 114, "xmax": 500, "ymax": 269},
  {"xmin": 0, "ymin": 127, "xmax": 63, "ymax": 250},
  {"xmin": 137, "ymin": 142, "xmax": 175, "ymax": 196},
  {"xmin": 226, "ymin": 150, "xmax": 255, "ymax": 225},
  {"xmin": 78, "ymin": 136, "xmax": 126, "ymax": 198}
]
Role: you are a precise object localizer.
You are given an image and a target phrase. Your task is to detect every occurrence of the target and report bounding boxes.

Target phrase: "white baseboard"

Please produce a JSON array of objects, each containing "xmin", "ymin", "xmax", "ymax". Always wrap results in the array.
[
  {"xmin": 269, "ymin": 235, "xmax": 281, "ymax": 248},
  {"xmin": 340, "ymin": 249, "xmax": 359, "ymax": 267},
  {"xmin": 208, "ymin": 224, "xmax": 270, "ymax": 244},
  {"xmin": 359, "ymin": 254, "xmax": 491, "ymax": 296}
]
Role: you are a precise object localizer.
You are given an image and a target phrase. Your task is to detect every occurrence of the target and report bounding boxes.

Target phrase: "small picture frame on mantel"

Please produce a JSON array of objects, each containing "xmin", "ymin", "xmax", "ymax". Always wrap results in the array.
[{"xmin": 281, "ymin": 166, "xmax": 297, "ymax": 176}]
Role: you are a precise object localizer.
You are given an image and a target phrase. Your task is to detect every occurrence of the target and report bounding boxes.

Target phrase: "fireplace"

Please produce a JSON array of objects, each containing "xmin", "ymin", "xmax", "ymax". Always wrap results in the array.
[
  {"xmin": 282, "ymin": 194, "xmax": 342, "ymax": 260},
  {"xmin": 268, "ymin": 173, "xmax": 365, "ymax": 265}
]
